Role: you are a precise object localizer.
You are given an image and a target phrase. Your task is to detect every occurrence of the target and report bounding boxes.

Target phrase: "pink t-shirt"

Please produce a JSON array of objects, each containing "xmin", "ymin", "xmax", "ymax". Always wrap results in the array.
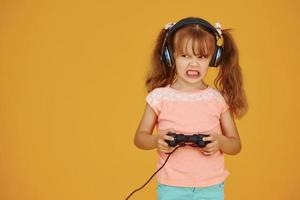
[{"xmin": 146, "ymin": 84, "xmax": 230, "ymax": 187}]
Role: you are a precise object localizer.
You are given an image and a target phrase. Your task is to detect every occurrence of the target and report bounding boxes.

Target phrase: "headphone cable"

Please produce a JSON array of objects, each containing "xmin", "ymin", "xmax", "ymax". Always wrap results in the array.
[{"xmin": 125, "ymin": 144, "xmax": 184, "ymax": 200}]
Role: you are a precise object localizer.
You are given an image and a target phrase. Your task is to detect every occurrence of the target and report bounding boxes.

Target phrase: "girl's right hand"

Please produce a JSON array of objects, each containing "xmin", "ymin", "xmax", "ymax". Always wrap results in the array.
[{"xmin": 155, "ymin": 129, "xmax": 176, "ymax": 154}]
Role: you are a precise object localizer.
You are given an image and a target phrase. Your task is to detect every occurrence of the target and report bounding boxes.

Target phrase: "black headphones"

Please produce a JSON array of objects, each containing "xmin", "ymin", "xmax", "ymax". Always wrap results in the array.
[{"xmin": 160, "ymin": 17, "xmax": 224, "ymax": 68}]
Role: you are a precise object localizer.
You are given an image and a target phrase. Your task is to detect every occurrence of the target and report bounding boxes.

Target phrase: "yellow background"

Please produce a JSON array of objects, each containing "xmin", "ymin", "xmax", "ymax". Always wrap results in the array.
[{"xmin": 1, "ymin": 0, "xmax": 299, "ymax": 199}]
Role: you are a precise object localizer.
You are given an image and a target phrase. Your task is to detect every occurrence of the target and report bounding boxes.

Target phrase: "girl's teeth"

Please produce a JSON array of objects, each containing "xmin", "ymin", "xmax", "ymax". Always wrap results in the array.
[{"xmin": 187, "ymin": 70, "xmax": 199, "ymax": 76}]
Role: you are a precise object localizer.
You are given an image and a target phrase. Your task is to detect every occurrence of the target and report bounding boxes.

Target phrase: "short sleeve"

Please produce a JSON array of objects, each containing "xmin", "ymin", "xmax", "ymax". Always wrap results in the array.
[
  {"xmin": 220, "ymin": 95, "xmax": 230, "ymax": 114},
  {"xmin": 214, "ymin": 90, "xmax": 229, "ymax": 114},
  {"xmin": 145, "ymin": 89, "xmax": 163, "ymax": 115}
]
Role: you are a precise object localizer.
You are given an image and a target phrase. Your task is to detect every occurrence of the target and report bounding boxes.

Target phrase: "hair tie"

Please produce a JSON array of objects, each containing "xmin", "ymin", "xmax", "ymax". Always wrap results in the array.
[
  {"xmin": 164, "ymin": 22, "xmax": 176, "ymax": 30},
  {"xmin": 215, "ymin": 22, "xmax": 222, "ymax": 35}
]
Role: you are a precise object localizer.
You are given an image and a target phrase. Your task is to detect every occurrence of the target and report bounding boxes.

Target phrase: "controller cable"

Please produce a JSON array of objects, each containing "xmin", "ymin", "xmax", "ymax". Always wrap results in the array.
[{"xmin": 125, "ymin": 144, "xmax": 185, "ymax": 200}]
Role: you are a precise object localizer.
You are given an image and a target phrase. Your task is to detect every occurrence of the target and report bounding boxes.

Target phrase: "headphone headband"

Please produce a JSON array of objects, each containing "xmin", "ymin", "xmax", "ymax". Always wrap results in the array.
[{"xmin": 167, "ymin": 18, "xmax": 222, "ymax": 39}]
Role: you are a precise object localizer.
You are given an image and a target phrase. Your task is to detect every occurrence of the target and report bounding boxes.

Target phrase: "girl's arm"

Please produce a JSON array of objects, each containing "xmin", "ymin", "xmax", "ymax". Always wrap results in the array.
[
  {"xmin": 203, "ymin": 110, "xmax": 242, "ymax": 156},
  {"xmin": 134, "ymin": 104, "xmax": 159, "ymax": 150},
  {"xmin": 218, "ymin": 110, "xmax": 242, "ymax": 155},
  {"xmin": 134, "ymin": 104, "xmax": 175, "ymax": 153}
]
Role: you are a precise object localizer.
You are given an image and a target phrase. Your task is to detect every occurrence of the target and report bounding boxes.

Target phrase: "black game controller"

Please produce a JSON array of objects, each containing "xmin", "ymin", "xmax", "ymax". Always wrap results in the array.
[{"xmin": 165, "ymin": 132, "xmax": 211, "ymax": 148}]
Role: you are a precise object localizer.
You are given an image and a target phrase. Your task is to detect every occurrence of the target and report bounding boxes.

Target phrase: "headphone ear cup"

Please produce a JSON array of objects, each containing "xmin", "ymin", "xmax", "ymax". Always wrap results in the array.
[
  {"xmin": 214, "ymin": 47, "xmax": 223, "ymax": 66},
  {"xmin": 162, "ymin": 46, "xmax": 174, "ymax": 68},
  {"xmin": 209, "ymin": 47, "xmax": 223, "ymax": 67}
]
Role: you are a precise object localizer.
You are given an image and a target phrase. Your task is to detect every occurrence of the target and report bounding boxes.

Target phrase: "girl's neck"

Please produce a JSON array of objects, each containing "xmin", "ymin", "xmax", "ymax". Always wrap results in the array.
[{"xmin": 170, "ymin": 81, "xmax": 208, "ymax": 92}]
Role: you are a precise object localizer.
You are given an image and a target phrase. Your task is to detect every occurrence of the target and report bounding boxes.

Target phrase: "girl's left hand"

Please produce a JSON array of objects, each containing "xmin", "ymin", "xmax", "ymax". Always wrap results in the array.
[{"xmin": 201, "ymin": 133, "xmax": 225, "ymax": 156}]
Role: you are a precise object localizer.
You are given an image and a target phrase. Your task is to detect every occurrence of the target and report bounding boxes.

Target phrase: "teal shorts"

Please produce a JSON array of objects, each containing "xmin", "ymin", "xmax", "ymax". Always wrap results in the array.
[{"xmin": 157, "ymin": 182, "xmax": 224, "ymax": 200}]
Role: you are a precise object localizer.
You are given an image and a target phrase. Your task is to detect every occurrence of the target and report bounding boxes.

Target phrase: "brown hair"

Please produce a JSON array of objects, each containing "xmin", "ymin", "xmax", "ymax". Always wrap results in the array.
[{"xmin": 146, "ymin": 21, "xmax": 248, "ymax": 118}]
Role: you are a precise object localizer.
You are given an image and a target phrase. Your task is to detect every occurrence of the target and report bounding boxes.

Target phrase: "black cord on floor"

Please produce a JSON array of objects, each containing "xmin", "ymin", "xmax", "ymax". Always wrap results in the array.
[{"xmin": 125, "ymin": 145, "xmax": 184, "ymax": 200}]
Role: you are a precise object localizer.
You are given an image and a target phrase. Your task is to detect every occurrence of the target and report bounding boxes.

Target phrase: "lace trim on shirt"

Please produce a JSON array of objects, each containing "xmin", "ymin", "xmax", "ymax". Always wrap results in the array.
[{"xmin": 147, "ymin": 88, "xmax": 224, "ymax": 106}]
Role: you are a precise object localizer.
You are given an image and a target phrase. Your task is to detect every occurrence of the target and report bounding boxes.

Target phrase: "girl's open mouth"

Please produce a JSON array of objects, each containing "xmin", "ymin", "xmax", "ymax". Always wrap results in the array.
[{"xmin": 186, "ymin": 70, "xmax": 200, "ymax": 78}]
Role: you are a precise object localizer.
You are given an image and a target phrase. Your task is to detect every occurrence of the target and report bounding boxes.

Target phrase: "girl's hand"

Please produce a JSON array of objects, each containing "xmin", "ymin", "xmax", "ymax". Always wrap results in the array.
[
  {"xmin": 155, "ymin": 129, "xmax": 176, "ymax": 154},
  {"xmin": 201, "ymin": 133, "xmax": 225, "ymax": 156}
]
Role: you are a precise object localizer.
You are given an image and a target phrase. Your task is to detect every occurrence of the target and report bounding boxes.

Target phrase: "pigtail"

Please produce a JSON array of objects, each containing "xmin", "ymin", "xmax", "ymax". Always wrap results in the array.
[
  {"xmin": 214, "ymin": 29, "xmax": 248, "ymax": 118},
  {"xmin": 146, "ymin": 29, "xmax": 176, "ymax": 92}
]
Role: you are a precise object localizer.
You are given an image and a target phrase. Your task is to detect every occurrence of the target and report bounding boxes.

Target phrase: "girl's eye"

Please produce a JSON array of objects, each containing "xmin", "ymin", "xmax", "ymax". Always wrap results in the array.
[{"xmin": 181, "ymin": 54, "xmax": 189, "ymax": 58}]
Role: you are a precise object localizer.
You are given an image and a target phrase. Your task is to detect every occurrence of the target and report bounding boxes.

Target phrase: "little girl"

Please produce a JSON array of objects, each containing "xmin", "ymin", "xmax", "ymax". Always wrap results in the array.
[{"xmin": 134, "ymin": 17, "xmax": 248, "ymax": 200}]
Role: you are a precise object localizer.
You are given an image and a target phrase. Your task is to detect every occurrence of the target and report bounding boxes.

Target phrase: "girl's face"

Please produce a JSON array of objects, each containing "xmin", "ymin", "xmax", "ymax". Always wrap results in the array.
[{"xmin": 173, "ymin": 39, "xmax": 212, "ymax": 87}]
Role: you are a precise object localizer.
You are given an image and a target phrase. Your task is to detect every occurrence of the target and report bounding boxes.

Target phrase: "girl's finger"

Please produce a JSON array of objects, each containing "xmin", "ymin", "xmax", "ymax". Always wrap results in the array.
[
  {"xmin": 205, "ymin": 149, "xmax": 218, "ymax": 155},
  {"xmin": 202, "ymin": 151, "xmax": 211, "ymax": 156},
  {"xmin": 205, "ymin": 141, "xmax": 217, "ymax": 148},
  {"xmin": 204, "ymin": 143, "xmax": 213, "ymax": 149},
  {"xmin": 159, "ymin": 139, "xmax": 169, "ymax": 145},
  {"xmin": 204, "ymin": 145, "xmax": 216, "ymax": 153},
  {"xmin": 164, "ymin": 135, "xmax": 174, "ymax": 141},
  {"xmin": 159, "ymin": 147, "xmax": 168, "ymax": 153},
  {"xmin": 204, "ymin": 148, "xmax": 213, "ymax": 154},
  {"xmin": 203, "ymin": 136, "xmax": 214, "ymax": 142}
]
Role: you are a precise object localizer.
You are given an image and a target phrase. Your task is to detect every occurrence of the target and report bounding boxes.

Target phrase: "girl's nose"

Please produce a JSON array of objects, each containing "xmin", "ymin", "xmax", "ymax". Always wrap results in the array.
[{"xmin": 189, "ymin": 59, "xmax": 200, "ymax": 67}]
